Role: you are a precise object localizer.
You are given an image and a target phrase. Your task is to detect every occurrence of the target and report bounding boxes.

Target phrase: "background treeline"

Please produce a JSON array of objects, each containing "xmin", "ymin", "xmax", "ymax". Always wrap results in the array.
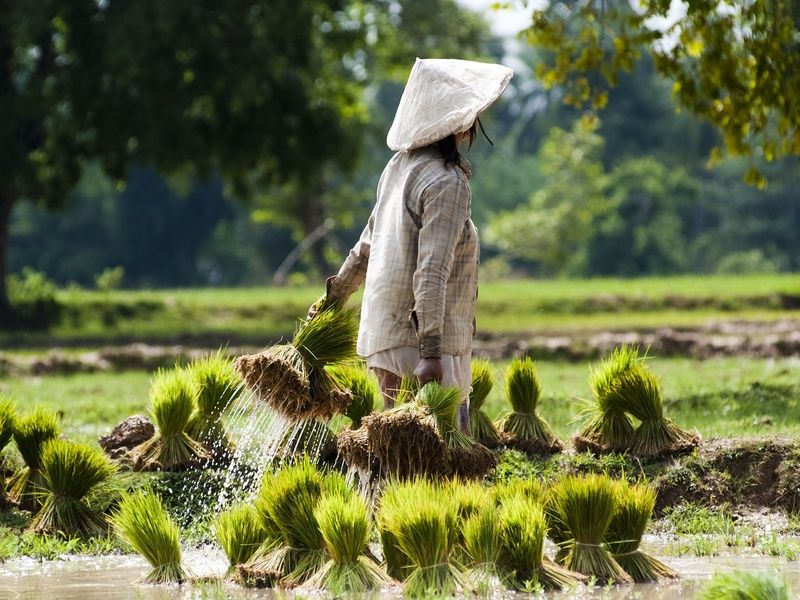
[{"xmin": 9, "ymin": 23, "xmax": 799, "ymax": 288}]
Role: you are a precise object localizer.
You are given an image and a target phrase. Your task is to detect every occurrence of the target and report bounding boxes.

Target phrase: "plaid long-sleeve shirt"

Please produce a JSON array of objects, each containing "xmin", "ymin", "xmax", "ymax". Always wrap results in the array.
[{"xmin": 328, "ymin": 147, "xmax": 479, "ymax": 359}]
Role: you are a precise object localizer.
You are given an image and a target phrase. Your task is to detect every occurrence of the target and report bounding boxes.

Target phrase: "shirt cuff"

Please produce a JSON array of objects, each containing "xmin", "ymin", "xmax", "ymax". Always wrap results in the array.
[{"xmin": 418, "ymin": 335, "xmax": 442, "ymax": 359}]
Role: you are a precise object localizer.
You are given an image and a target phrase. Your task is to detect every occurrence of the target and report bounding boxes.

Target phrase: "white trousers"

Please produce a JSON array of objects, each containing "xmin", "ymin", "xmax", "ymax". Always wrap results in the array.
[{"xmin": 365, "ymin": 346, "xmax": 472, "ymax": 400}]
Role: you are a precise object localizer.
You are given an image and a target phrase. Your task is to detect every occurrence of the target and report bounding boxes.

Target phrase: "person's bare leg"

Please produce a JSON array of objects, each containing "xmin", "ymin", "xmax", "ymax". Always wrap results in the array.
[
  {"xmin": 372, "ymin": 368, "xmax": 401, "ymax": 410},
  {"xmin": 457, "ymin": 401, "xmax": 471, "ymax": 434}
]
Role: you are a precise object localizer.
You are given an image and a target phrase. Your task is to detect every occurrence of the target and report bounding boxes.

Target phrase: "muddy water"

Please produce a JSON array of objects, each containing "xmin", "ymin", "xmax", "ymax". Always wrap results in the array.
[{"xmin": 0, "ymin": 550, "xmax": 799, "ymax": 599}]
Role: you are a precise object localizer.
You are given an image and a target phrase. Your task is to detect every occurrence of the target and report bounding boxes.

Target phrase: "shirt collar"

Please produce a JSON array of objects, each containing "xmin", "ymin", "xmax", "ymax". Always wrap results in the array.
[{"xmin": 457, "ymin": 155, "xmax": 473, "ymax": 180}]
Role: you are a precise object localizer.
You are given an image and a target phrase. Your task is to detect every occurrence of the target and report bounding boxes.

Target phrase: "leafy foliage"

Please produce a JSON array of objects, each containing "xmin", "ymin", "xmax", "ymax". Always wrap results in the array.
[{"xmin": 524, "ymin": 0, "xmax": 800, "ymax": 172}]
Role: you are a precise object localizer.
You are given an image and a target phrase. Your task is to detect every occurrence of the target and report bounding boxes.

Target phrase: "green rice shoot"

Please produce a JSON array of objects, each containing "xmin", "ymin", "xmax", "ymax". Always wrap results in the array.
[
  {"xmin": 498, "ymin": 495, "xmax": 585, "ymax": 591},
  {"xmin": 618, "ymin": 365, "xmax": 699, "ymax": 457},
  {"xmin": 327, "ymin": 363, "xmax": 380, "ymax": 428},
  {"xmin": 577, "ymin": 345, "xmax": 641, "ymax": 451},
  {"xmin": 379, "ymin": 479, "xmax": 464, "ymax": 597},
  {"xmin": 31, "ymin": 439, "xmax": 115, "ymax": 538},
  {"xmin": 469, "ymin": 360, "xmax": 500, "ymax": 446},
  {"xmin": 549, "ymin": 473, "xmax": 632, "ymax": 584},
  {"xmin": 606, "ymin": 480, "xmax": 678, "ymax": 582},
  {"xmin": 461, "ymin": 505, "xmax": 504, "ymax": 593},
  {"xmin": 499, "ymin": 357, "xmax": 562, "ymax": 453},
  {"xmin": 112, "ymin": 489, "xmax": 187, "ymax": 584},
  {"xmin": 186, "ymin": 351, "xmax": 241, "ymax": 455},
  {"xmin": 304, "ymin": 493, "xmax": 392, "ymax": 592},
  {"xmin": 293, "ymin": 306, "xmax": 359, "ymax": 369},
  {"xmin": 216, "ymin": 504, "xmax": 269, "ymax": 570},
  {"xmin": 0, "ymin": 398, "xmax": 16, "ymax": 508},
  {"xmin": 134, "ymin": 367, "xmax": 209, "ymax": 470},
  {"xmin": 9, "ymin": 407, "xmax": 61, "ymax": 510},
  {"xmin": 698, "ymin": 571, "xmax": 789, "ymax": 600},
  {"xmin": 244, "ymin": 458, "xmax": 348, "ymax": 586}
]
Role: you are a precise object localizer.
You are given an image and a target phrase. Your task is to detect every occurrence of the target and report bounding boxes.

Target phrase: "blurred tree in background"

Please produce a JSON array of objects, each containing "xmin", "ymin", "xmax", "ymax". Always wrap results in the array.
[{"xmin": 524, "ymin": 0, "xmax": 800, "ymax": 184}]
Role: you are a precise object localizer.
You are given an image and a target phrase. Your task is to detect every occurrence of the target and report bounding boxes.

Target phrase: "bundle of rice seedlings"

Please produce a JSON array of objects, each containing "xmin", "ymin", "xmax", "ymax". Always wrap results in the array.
[
  {"xmin": 132, "ymin": 368, "xmax": 209, "ymax": 471},
  {"xmin": 31, "ymin": 439, "xmax": 115, "ymax": 537},
  {"xmin": 304, "ymin": 493, "xmax": 393, "ymax": 593},
  {"xmin": 216, "ymin": 504, "xmax": 270, "ymax": 572},
  {"xmin": 354, "ymin": 402, "xmax": 448, "ymax": 479},
  {"xmin": 548, "ymin": 474, "xmax": 632, "ymax": 584},
  {"xmin": 498, "ymin": 357, "xmax": 563, "ymax": 455},
  {"xmin": 448, "ymin": 480, "xmax": 494, "ymax": 563},
  {"xmin": 0, "ymin": 399, "xmax": 17, "ymax": 508},
  {"xmin": 417, "ymin": 383, "xmax": 497, "ymax": 480},
  {"xmin": 9, "ymin": 408, "xmax": 61, "ymax": 510},
  {"xmin": 234, "ymin": 307, "xmax": 358, "ymax": 421},
  {"xmin": 698, "ymin": 571, "xmax": 788, "ymax": 600},
  {"xmin": 240, "ymin": 458, "xmax": 348, "ymax": 587},
  {"xmin": 574, "ymin": 345, "xmax": 639, "ymax": 454},
  {"xmin": 461, "ymin": 505, "xmax": 505, "ymax": 592},
  {"xmin": 498, "ymin": 495, "xmax": 586, "ymax": 591},
  {"xmin": 605, "ymin": 481, "xmax": 678, "ymax": 582},
  {"xmin": 327, "ymin": 363, "xmax": 380, "ymax": 428},
  {"xmin": 186, "ymin": 351, "xmax": 241, "ymax": 458},
  {"xmin": 468, "ymin": 360, "xmax": 500, "ymax": 447},
  {"xmin": 619, "ymin": 365, "xmax": 700, "ymax": 458},
  {"xmin": 112, "ymin": 489, "xmax": 187, "ymax": 584},
  {"xmin": 379, "ymin": 479, "xmax": 465, "ymax": 597}
]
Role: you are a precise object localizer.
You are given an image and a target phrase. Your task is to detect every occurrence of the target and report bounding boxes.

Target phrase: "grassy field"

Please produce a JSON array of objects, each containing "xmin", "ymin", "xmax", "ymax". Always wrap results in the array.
[
  {"xmin": 2, "ymin": 356, "xmax": 797, "ymax": 445},
  {"xmin": 2, "ymin": 273, "xmax": 798, "ymax": 345}
]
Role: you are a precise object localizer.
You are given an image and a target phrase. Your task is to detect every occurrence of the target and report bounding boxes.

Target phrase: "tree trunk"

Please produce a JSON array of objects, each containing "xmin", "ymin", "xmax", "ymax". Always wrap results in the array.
[
  {"xmin": 301, "ymin": 187, "xmax": 334, "ymax": 277},
  {"xmin": 0, "ymin": 187, "xmax": 20, "ymax": 329}
]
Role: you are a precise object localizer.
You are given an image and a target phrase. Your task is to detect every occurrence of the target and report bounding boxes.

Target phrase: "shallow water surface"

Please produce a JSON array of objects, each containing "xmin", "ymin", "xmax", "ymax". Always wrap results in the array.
[{"xmin": 0, "ymin": 551, "xmax": 798, "ymax": 599}]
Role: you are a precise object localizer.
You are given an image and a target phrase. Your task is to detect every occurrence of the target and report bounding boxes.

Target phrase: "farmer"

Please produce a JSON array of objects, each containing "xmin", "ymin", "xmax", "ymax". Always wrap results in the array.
[{"xmin": 311, "ymin": 58, "xmax": 513, "ymax": 432}]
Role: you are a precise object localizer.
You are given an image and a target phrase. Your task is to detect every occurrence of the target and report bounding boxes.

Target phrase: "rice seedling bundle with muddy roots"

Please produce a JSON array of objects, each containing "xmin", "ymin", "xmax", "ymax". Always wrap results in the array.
[
  {"xmin": 133, "ymin": 368, "xmax": 209, "ymax": 471},
  {"xmin": 240, "ymin": 458, "xmax": 348, "ymax": 587},
  {"xmin": 549, "ymin": 473, "xmax": 633, "ymax": 584},
  {"xmin": 216, "ymin": 504, "xmax": 271, "ymax": 572},
  {"xmin": 338, "ymin": 393, "xmax": 448, "ymax": 480},
  {"xmin": 235, "ymin": 307, "xmax": 358, "ymax": 421},
  {"xmin": 416, "ymin": 383, "xmax": 497, "ymax": 480},
  {"xmin": 468, "ymin": 360, "xmax": 501, "ymax": 447},
  {"xmin": 499, "ymin": 357, "xmax": 563, "ymax": 455},
  {"xmin": 605, "ymin": 481, "xmax": 677, "ymax": 582},
  {"xmin": 379, "ymin": 479, "xmax": 465, "ymax": 597},
  {"xmin": 9, "ymin": 408, "xmax": 60, "ymax": 511},
  {"xmin": 31, "ymin": 439, "xmax": 116, "ymax": 538},
  {"xmin": 498, "ymin": 494, "xmax": 586, "ymax": 591},
  {"xmin": 112, "ymin": 490, "xmax": 187, "ymax": 584},
  {"xmin": 303, "ymin": 493, "xmax": 393, "ymax": 593},
  {"xmin": 617, "ymin": 364, "xmax": 700, "ymax": 458},
  {"xmin": 574, "ymin": 345, "xmax": 640, "ymax": 454},
  {"xmin": 187, "ymin": 351, "xmax": 242, "ymax": 460}
]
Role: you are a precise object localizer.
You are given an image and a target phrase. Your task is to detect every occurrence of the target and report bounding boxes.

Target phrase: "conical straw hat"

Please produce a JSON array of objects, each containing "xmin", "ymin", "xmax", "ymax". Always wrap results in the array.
[{"xmin": 387, "ymin": 58, "xmax": 513, "ymax": 151}]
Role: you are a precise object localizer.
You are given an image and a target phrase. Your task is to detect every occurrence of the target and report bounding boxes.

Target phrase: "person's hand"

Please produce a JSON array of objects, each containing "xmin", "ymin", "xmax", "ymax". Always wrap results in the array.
[
  {"xmin": 306, "ymin": 294, "xmax": 328, "ymax": 320},
  {"xmin": 414, "ymin": 357, "xmax": 443, "ymax": 386}
]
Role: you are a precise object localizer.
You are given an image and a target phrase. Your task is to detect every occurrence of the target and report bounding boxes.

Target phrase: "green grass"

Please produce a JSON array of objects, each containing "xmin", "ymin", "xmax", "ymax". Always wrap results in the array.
[
  {"xmin": 0, "ymin": 273, "xmax": 796, "ymax": 344},
  {"xmin": 0, "ymin": 372, "xmax": 150, "ymax": 444}
]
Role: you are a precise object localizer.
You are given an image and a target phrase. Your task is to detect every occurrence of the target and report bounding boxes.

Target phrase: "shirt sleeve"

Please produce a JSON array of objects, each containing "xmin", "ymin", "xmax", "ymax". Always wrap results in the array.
[
  {"xmin": 327, "ymin": 210, "xmax": 375, "ymax": 303},
  {"xmin": 411, "ymin": 175, "xmax": 471, "ymax": 359}
]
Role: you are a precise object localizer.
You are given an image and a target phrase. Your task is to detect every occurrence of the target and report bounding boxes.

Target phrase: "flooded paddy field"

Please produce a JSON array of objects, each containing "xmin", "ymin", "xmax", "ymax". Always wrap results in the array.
[{"xmin": 0, "ymin": 550, "xmax": 798, "ymax": 599}]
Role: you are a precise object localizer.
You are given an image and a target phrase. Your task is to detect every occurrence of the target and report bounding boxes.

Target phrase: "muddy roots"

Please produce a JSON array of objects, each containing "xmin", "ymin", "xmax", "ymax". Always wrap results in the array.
[
  {"xmin": 234, "ymin": 348, "xmax": 351, "ymax": 421},
  {"xmin": 339, "ymin": 404, "xmax": 449, "ymax": 480},
  {"xmin": 448, "ymin": 443, "xmax": 497, "ymax": 480}
]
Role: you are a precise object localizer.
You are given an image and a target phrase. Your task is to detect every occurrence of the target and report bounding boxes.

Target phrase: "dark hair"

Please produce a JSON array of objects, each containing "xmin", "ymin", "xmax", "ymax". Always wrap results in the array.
[{"xmin": 435, "ymin": 121, "xmax": 477, "ymax": 168}]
